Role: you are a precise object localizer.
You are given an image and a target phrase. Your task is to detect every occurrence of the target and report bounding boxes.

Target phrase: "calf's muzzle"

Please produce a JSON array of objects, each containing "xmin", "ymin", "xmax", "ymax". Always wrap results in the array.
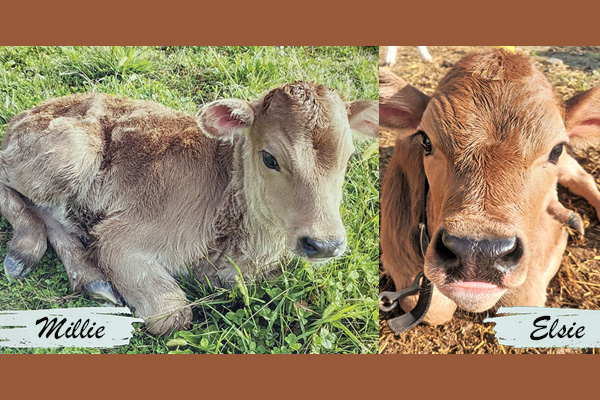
[
  {"xmin": 298, "ymin": 236, "xmax": 346, "ymax": 260},
  {"xmin": 433, "ymin": 229, "xmax": 524, "ymax": 282}
]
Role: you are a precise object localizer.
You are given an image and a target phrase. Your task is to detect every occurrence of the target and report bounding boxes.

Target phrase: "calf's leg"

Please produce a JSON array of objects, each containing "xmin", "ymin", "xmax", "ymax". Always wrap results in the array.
[
  {"xmin": 546, "ymin": 180, "xmax": 585, "ymax": 235},
  {"xmin": 95, "ymin": 236, "xmax": 192, "ymax": 335},
  {"xmin": 34, "ymin": 206, "xmax": 121, "ymax": 305},
  {"xmin": 0, "ymin": 184, "xmax": 47, "ymax": 279},
  {"xmin": 558, "ymin": 153, "xmax": 600, "ymax": 221}
]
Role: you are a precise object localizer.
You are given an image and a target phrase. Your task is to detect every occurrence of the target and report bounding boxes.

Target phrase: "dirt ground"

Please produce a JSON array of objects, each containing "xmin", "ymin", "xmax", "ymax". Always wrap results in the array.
[{"xmin": 379, "ymin": 46, "xmax": 600, "ymax": 354}]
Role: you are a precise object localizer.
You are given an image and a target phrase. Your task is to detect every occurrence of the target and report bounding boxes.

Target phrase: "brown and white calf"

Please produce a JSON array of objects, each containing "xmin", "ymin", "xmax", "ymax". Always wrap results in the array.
[
  {"xmin": 380, "ymin": 49, "xmax": 600, "ymax": 325},
  {"xmin": 0, "ymin": 82, "xmax": 378, "ymax": 335}
]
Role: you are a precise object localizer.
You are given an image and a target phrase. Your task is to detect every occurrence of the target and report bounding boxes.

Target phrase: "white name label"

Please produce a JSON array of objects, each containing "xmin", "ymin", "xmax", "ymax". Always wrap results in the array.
[
  {"xmin": 0, "ymin": 307, "xmax": 143, "ymax": 348},
  {"xmin": 484, "ymin": 306, "xmax": 600, "ymax": 348}
]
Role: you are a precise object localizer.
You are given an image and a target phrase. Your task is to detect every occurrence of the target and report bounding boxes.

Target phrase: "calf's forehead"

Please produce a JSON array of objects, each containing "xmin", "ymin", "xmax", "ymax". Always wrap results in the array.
[
  {"xmin": 422, "ymin": 51, "xmax": 566, "ymax": 162},
  {"xmin": 252, "ymin": 83, "xmax": 354, "ymax": 163}
]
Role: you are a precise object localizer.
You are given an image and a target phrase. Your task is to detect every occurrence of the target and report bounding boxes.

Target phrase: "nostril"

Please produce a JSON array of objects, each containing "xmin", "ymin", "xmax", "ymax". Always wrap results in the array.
[
  {"xmin": 494, "ymin": 237, "xmax": 517, "ymax": 259},
  {"xmin": 498, "ymin": 236, "xmax": 523, "ymax": 265},
  {"xmin": 436, "ymin": 230, "xmax": 460, "ymax": 263},
  {"xmin": 300, "ymin": 237, "xmax": 318, "ymax": 254}
]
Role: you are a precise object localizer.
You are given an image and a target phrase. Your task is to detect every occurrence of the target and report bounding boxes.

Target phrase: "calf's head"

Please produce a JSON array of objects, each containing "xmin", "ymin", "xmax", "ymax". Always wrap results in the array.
[
  {"xmin": 381, "ymin": 50, "xmax": 600, "ymax": 312},
  {"xmin": 197, "ymin": 82, "xmax": 377, "ymax": 262}
]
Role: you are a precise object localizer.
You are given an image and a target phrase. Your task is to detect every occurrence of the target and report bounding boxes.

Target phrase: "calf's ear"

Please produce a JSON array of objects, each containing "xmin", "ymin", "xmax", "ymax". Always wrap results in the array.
[
  {"xmin": 196, "ymin": 99, "xmax": 254, "ymax": 141},
  {"xmin": 565, "ymin": 87, "xmax": 600, "ymax": 148},
  {"xmin": 347, "ymin": 100, "xmax": 378, "ymax": 138},
  {"xmin": 379, "ymin": 69, "xmax": 430, "ymax": 139}
]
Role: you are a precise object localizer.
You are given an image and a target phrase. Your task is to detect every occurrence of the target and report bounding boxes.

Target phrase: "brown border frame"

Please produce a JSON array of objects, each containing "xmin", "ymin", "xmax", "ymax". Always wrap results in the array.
[
  {"xmin": 2, "ymin": 0, "xmax": 600, "ymax": 397},
  {"xmin": 1, "ymin": 0, "xmax": 599, "ymax": 45}
]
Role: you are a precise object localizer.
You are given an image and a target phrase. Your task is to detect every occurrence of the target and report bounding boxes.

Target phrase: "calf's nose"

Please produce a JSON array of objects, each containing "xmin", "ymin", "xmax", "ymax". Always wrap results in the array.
[
  {"xmin": 299, "ymin": 237, "xmax": 346, "ymax": 259},
  {"xmin": 436, "ymin": 231, "xmax": 523, "ymax": 273}
]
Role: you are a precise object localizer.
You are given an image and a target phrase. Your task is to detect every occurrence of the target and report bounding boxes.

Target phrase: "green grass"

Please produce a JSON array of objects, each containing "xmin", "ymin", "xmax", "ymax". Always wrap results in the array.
[{"xmin": 0, "ymin": 46, "xmax": 379, "ymax": 354}]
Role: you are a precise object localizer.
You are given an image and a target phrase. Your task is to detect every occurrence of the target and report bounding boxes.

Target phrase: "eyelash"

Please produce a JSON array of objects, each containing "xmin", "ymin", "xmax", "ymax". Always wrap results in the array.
[{"xmin": 418, "ymin": 131, "xmax": 433, "ymax": 156}]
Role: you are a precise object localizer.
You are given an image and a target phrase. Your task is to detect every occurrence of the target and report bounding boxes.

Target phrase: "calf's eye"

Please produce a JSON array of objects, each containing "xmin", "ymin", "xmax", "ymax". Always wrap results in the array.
[
  {"xmin": 419, "ymin": 131, "xmax": 433, "ymax": 155},
  {"xmin": 262, "ymin": 150, "xmax": 280, "ymax": 171},
  {"xmin": 548, "ymin": 144, "xmax": 564, "ymax": 164}
]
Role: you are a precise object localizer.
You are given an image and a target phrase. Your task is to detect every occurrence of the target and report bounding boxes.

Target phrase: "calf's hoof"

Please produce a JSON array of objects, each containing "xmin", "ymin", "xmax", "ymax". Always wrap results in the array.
[
  {"xmin": 145, "ymin": 305, "xmax": 193, "ymax": 337},
  {"xmin": 3, "ymin": 253, "xmax": 35, "ymax": 280},
  {"xmin": 84, "ymin": 280, "xmax": 123, "ymax": 306},
  {"xmin": 566, "ymin": 212, "xmax": 585, "ymax": 236}
]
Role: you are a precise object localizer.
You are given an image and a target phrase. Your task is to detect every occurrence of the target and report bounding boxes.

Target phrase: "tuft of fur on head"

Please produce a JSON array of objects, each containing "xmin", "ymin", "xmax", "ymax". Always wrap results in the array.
[{"xmin": 257, "ymin": 81, "xmax": 334, "ymax": 132}]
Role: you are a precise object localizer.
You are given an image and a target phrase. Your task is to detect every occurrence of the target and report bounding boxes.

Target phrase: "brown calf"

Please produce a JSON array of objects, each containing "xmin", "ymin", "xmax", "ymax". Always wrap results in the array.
[
  {"xmin": 0, "ymin": 82, "xmax": 378, "ymax": 335},
  {"xmin": 380, "ymin": 49, "xmax": 600, "ymax": 325}
]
